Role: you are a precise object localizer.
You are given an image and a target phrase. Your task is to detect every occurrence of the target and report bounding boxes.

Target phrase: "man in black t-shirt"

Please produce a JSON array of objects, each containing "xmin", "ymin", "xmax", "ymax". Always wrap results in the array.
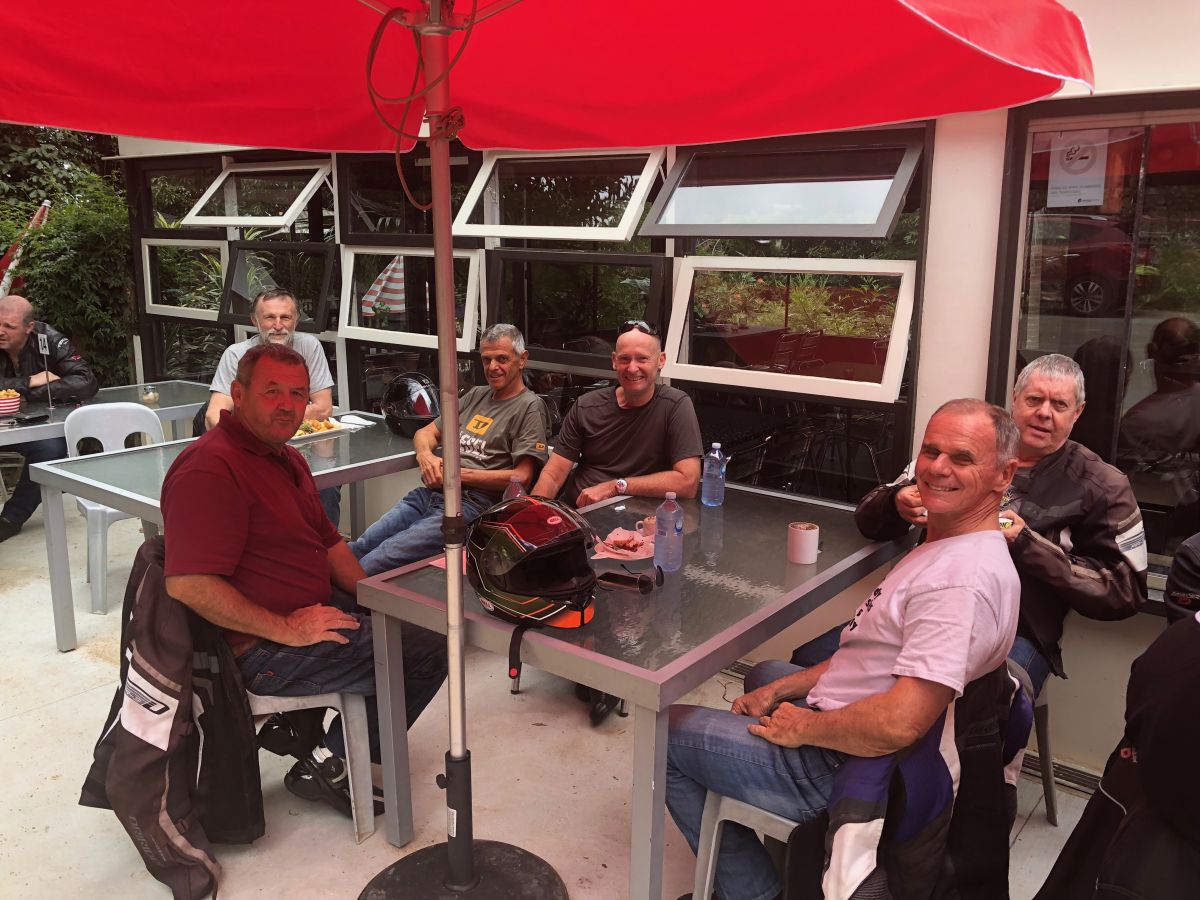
[{"xmin": 532, "ymin": 320, "xmax": 702, "ymax": 508}]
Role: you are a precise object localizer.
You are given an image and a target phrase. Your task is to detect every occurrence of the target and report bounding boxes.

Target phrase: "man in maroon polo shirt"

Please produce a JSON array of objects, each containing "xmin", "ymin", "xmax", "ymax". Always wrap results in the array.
[{"xmin": 161, "ymin": 342, "xmax": 447, "ymax": 817}]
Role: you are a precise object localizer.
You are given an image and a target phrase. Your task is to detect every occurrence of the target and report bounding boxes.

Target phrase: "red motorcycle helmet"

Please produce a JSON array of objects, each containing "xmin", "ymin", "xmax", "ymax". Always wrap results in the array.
[{"xmin": 466, "ymin": 496, "xmax": 596, "ymax": 628}]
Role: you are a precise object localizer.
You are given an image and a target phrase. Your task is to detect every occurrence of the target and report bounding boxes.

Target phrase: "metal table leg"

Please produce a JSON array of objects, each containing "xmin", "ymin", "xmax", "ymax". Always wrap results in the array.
[
  {"xmin": 630, "ymin": 704, "xmax": 668, "ymax": 900},
  {"xmin": 372, "ymin": 611, "xmax": 415, "ymax": 847},
  {"xmin": 41, "ymin": 484, "xmax": 76, "ymax": 652}
]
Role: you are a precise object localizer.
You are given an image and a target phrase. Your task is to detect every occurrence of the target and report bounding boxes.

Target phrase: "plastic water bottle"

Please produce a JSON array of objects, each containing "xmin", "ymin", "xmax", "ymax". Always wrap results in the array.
[
  {"xmin": 701, "ymin": 443, "xmax": 728, "ymax": 507},
  {"xmin": 654, "ymin": 492, "xmax": 684, "ymax": 573},
  {"xmin": 502, "ymin": 476, "xmax": 525, "ymax": 501}
]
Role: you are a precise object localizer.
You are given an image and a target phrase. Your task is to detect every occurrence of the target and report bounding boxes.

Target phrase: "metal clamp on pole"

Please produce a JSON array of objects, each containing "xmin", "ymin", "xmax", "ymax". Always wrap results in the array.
[{"xmin": 441, "ymin": 512, "xmax": 468, "ymax": 546}]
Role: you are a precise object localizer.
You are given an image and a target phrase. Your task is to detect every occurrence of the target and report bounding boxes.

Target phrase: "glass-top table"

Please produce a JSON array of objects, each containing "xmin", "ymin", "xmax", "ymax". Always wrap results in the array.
[
  {"xmin": 0, "ymin": 380, "xmax": 210, "ymax": 447},
  {"xmin": 356, "ymin": 485, "xmax": 918, "ymax": 900},
  {"xmin": 30, "ymin": 413, "xmax": 415, "ymax": 651}
]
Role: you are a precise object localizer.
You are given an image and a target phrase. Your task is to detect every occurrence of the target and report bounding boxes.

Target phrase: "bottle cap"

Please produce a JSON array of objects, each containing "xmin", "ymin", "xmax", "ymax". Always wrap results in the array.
[
  {"xmin": 712, "ymin": 442, "xmax": 721, "ymax": 449},
  {"xmin": 666, "ymin": 491, "xmax": 677, "ymax": 500}
]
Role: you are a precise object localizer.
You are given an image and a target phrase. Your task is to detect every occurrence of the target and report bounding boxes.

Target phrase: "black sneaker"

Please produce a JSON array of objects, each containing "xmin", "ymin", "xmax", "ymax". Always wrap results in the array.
[
  {"xmin": 589, "ymin": 691, "xmax": 624, "ymax": 727},
  {"xmin": 284, "ymin": 756, "xmax": 352, "ymax": 818},
  {"xmin": 0, "ymin": 517, "xmax": 20, "ymax": 543}
]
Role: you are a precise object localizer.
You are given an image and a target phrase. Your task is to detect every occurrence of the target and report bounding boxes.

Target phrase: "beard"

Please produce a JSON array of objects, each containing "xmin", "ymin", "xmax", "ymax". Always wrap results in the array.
[{"xmin": 259, "ymin": 327, "xmax": 295, "ymax": 348}]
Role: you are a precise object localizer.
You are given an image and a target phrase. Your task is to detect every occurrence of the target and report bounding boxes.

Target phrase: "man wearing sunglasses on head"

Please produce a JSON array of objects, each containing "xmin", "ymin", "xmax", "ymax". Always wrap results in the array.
[{"xmin": 532, "ymin": 320, "xmax": 702, "ymax": 509}]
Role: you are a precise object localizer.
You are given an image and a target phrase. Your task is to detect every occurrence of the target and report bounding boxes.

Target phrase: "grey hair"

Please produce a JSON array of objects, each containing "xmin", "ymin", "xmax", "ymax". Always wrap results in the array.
[
  {"xmin": 481, "ymin": 323, "xmax": 526, "ymax": 354},
  {"xmin": 249, "ymin": 287, "xmax": 298, "ymax": 321},
  {"xmin": 1014, "ymin": 353, "xmax": 1085, "ymax": 407},
  {"xmin": 931, "ymin": 398, "xmax": 1020, "ymax": 466}
]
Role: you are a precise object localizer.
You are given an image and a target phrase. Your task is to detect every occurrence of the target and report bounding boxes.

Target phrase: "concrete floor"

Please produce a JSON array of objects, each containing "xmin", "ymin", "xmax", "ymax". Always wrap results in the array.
[{"xmin": 1, "ymin": 496, "xmax": 1082, "ymax": 899}]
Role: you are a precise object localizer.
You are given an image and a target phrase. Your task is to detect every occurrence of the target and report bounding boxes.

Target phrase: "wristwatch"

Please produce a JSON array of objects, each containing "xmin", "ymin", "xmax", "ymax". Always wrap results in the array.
[{"xmin": 614, "ymin": 478, "xmax": 629, "ymax": 495}]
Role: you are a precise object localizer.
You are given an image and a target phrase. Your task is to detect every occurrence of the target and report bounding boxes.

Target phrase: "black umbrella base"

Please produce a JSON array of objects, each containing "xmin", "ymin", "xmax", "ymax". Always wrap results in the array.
[{"xmin": 359, "ymin": 840, "xmax": 569, "ymax": 900}]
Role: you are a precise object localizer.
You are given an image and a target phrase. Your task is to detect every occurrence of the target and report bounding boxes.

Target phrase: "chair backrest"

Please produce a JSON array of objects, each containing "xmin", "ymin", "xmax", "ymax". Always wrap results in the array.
[{"xmin": 64, "ymin": 402, "xmax": 166, "ymax": 457}]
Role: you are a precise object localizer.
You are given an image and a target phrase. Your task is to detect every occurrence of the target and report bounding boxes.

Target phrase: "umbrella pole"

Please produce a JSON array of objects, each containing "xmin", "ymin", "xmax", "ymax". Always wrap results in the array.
[{"xmin": 360, "ymin": 5, "xmax": 566, "ymax": 898}]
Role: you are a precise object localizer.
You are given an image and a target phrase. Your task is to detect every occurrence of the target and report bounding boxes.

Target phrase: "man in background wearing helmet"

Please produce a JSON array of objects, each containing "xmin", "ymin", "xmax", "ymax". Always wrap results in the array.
[
  {"xmin": 351, "ymin": 323, "xmax": 549, "ymax": 575},
  {"xmin": 205, "ymin": 287, "xmax": 340, "ymax": 525}
]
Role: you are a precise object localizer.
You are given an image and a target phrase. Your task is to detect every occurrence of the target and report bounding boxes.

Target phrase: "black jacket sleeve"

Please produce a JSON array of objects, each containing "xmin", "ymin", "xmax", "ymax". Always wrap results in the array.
[
  {"xmin": 16, "ymin": 324, "xmax": 99, "ymax": 404},
  {"xmin": 854, "ymin": 462, "xmax": 918, "ymax": 541}
]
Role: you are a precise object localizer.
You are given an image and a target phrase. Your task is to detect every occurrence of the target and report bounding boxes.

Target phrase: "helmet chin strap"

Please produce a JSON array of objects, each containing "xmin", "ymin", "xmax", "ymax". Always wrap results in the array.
[{"xmin": 507, "ymin": 622, "xmax": 537, "ymax": 695}]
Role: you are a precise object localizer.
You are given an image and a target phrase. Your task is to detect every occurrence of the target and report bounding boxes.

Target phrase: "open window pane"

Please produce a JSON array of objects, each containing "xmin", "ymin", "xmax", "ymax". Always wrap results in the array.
[
  {"xmin": 143, "ymin": 240, "xmax": 225, "ymax": 321},
  {"xmin": 218, "ymin": 242, "xmax": 336, "ymax": 331},
  {"xmin": 342, "ymin": 152, "xmax": 475, "ymax": 237},
  {"xmin": 338, "ymin": 248, "xmax": 480, "ymax": 353},
  {"xmin": 663, "ymin": 258, "xmax": 915, "ymax": 403},
  {"xmin": 643, "ymin": 140, "xmax": 920, "ymax": 239},
  {"xmin": 181, "ymin": 161, "xmax": 331, "ymax": 227},
  {"xmin": 454, "ymin": 150, "xmax": 664, "ymax": 241},
  {"xmin": 489, "ymin": 251, "xmax": 665, "ymax": 366}
]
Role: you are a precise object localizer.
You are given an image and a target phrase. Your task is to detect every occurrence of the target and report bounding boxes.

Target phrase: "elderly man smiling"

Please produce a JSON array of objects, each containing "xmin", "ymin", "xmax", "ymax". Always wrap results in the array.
[{"xmin": 666, "ymin": 399, "xmax": 1022, "ymax": 900}]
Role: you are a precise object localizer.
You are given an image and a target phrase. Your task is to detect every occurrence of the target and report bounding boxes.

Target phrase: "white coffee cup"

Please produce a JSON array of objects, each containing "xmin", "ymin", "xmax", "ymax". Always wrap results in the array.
[{"xmin": 788, "ymin": 521, "xmax": 819, "ymax": 565}]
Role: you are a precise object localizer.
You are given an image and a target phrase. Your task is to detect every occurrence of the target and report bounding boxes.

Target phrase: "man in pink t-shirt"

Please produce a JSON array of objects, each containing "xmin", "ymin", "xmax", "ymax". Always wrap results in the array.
[{"xmin": 665, "ymin": 399, "xmax": 1023, "ymax": 900}]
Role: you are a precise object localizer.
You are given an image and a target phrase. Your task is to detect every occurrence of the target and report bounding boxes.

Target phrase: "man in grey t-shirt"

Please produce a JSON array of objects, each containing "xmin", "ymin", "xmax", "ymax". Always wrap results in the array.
[
  {"xmin": 350, "ymin": 324, "xmax": 549, "ymax": 576},
  {"xmin": 532, "ymin": 320, "xmax": 702, "ymax": 508},
  {"xmin": 205, "ymin": 288, "xmax": 334, "ymax": 431}
]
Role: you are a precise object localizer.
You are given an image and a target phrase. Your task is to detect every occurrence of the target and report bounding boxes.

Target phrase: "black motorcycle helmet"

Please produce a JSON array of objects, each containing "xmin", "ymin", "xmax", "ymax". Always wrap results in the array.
[
  {"xmin": 466, "ymin": 496, "xmax": 596, "ymax": 628},
  {"xmin": 382, "ymin": 372, "xmax": 439, "ymax": 438}
]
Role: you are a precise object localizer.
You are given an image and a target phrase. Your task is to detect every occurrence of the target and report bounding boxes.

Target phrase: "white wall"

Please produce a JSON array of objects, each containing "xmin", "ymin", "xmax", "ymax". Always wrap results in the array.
[
  {"xmin": 910, "ymin": 110, "xmax": 1010, "ymax": 447},
  {"xmin": 1061, "ymin": 0, "xmax": 1200, "ymax": 97}
]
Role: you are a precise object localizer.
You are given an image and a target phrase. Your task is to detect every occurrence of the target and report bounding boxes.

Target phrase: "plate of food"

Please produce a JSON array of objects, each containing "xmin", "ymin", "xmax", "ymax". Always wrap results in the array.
[
  {"xmin": 0, "ymin": 388, "xmax": 21, "ymax": 415},
  {"xmin": 291, "ymin": 418, "xmax": 342, "ymax": 440}
]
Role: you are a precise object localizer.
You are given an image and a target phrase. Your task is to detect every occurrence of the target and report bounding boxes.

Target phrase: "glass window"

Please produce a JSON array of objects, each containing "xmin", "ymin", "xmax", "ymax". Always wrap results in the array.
[
  {"xmin": 338, "ymin": 248, "xmax": 480, "ymax": 353},
  {"xmin": 157, "ymin": 321, "xmax": 230, "ymax": 382},
  {"xmin": 488, "ymin": 250, "xmax": 668, "ymax": 367},
  {"xmin": 181, "ymin": 160, "xmax": 331, "ymax": 228},
  {"xmin": 218, "ymin": 242, "xmax": 337, "ymax": 332},
  {"xmin": 142, "ymin": 240, "xmax": 226, "ymax": 320},
  {"xmin": 663, "ymin": 258, "xmax": 915, "ymax": 403},
  {"xmin": 341, "ymin": 151, "xmax": 476, "ymax": 238},
  {"xmin": 642, "ymin": 139, "xmax": 920, "ymax": 239},
  {"xmin": 1015, "ymin": 119, "xmax": 1200, "ymax": 571},
  {"xmin": 145, "ymin": 164, "xmax": 220, "ymax": 229},
  {"xmin": 454, "ymin": 150, "xmax": 664, "ymax": 241}
]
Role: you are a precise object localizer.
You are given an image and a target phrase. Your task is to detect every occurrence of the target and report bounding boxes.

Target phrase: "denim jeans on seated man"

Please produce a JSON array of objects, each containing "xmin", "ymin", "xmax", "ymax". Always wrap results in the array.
[
  {"xmin": 666, "ymin": 660, "xmax": 846, "ymax": 900},
  {"xmin": 236, "ymin": 587, "xmax": 448, "ymax": 761},
  {"xmin": 350, "ymin": 486, "xmax": 495, "ymax": 576},
  {"xmin": 0, "ymin": 437, "xmax": 69, "ymax": 527}
]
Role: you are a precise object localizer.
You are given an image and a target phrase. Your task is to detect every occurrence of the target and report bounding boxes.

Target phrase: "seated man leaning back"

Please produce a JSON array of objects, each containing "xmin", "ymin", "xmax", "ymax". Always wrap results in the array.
[
  {"xmin": 532, "ymin": 319, "xmax": 702, "ymax": 508},
  {"xmin": 162, "ymin": 342, "xmax": 447, "ymax": 815},
  {"xmin": 665, "ymin": 398, "xmax": 1021, "ymax": 900},
  {"xmin": 351, "ymin": 323, "xmax": 549, "ymax": 575}
]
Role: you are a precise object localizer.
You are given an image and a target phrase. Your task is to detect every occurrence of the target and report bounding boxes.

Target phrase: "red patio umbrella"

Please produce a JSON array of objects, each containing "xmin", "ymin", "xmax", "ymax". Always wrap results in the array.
[{"xmin": 0, "ymin": 2, "xmax": 1092, "ymax": 897}]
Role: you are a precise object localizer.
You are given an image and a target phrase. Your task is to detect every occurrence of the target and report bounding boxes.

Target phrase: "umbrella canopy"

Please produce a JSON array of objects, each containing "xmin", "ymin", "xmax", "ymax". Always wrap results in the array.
[{"xmin": 0, "ymin": 0, "xmax": 1092, "ymax": 153}]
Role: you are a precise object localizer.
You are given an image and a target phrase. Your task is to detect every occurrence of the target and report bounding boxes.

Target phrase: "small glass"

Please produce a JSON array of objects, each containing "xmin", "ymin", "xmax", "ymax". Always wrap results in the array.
[{"xmin": 141, "ymin": 384, "xmax": 160, "ymax": 405}]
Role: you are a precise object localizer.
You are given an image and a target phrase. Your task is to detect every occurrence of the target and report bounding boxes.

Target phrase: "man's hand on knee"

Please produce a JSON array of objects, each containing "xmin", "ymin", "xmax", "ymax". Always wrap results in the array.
[
  {"xmin": 282, "ymin": 604, "xmax": 361, "ymax": 646},
  {"xmin": 747, "ymin": 703, "xmax": 814, "ymax": 748},
  {"xmin": 731, "ymin": 684, "xmax": 778, "ymax": 718}
]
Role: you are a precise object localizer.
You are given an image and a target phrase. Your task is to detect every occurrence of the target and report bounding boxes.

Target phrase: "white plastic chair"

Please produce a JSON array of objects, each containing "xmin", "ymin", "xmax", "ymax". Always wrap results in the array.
[
  {"xmin": 64, "ymin": 402, "xmax": 165, "ymax": 614},
  {"xmin": 247, "ymin": 691, "xmax": 375, "ymax": 843},
  {"xmin": 693, "ymin": 792, "xmax": 799, "ymax": 900}
]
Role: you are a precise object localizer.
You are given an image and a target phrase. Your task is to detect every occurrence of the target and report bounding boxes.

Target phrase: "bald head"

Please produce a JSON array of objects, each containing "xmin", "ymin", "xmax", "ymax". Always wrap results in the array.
[{"xmin": 0, "ymin": 295, "xmax": 36, "ymax": 358}]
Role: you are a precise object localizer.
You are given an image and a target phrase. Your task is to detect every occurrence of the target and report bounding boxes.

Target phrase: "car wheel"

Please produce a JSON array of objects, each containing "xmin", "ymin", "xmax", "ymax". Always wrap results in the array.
[{"xmin": 1064, "ymin": 274, "xmax": 1119, "ymax": 317}]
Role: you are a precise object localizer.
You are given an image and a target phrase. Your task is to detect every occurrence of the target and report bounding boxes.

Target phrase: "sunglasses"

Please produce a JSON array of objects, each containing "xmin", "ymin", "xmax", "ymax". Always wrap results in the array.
[
  {"xmin": 596, "ymin": 564, "xmax": 665, "ymax": 594},
  {"xmin": 618, "ymin": 320, "xmax": 658, "ymax": 337}
]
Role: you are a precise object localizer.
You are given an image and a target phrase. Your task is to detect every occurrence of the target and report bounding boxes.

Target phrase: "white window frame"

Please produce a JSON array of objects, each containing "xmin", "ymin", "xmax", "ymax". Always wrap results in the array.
[
  {"xmin": 337, "ymin": 246, "xmax": 482, "ymax": 353},
  {"xmin": 662, "ymin": 257, "xmax": 917, "ymax": 404},
  {"xmin": 141, "ymin": 238, "xmax": 228, "ymax": 321},
  {"xmin": 452, "ymin": 148, "xmax": 665, "ymax": 242},
  {"xmin": 180, "ymin": 159, "xmax": 332, "ymax": 228}
]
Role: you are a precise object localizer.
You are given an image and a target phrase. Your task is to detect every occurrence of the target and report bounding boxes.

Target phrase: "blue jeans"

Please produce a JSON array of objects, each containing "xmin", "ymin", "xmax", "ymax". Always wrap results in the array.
[
  {"xmin": 350, "ymin": 486, "xmax": 494, "ymax": 576},
  {"xmin": 1, "ymin": 437, "xmax": 68, "ymax": 525},
  {"xmin": 666, "ymin": 660, "xmax": 846, "ymax": 900},
  {"xmin": 237, "ymin": 589, "xmax": 447, "ymax": 761},
  {"xmin": 1007, "ymin": 634, "xmax": 1052, "ymax": 698},
  {"xmin": 319, "ymin": 487, "xmax": 341, "ymax": 530}
]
